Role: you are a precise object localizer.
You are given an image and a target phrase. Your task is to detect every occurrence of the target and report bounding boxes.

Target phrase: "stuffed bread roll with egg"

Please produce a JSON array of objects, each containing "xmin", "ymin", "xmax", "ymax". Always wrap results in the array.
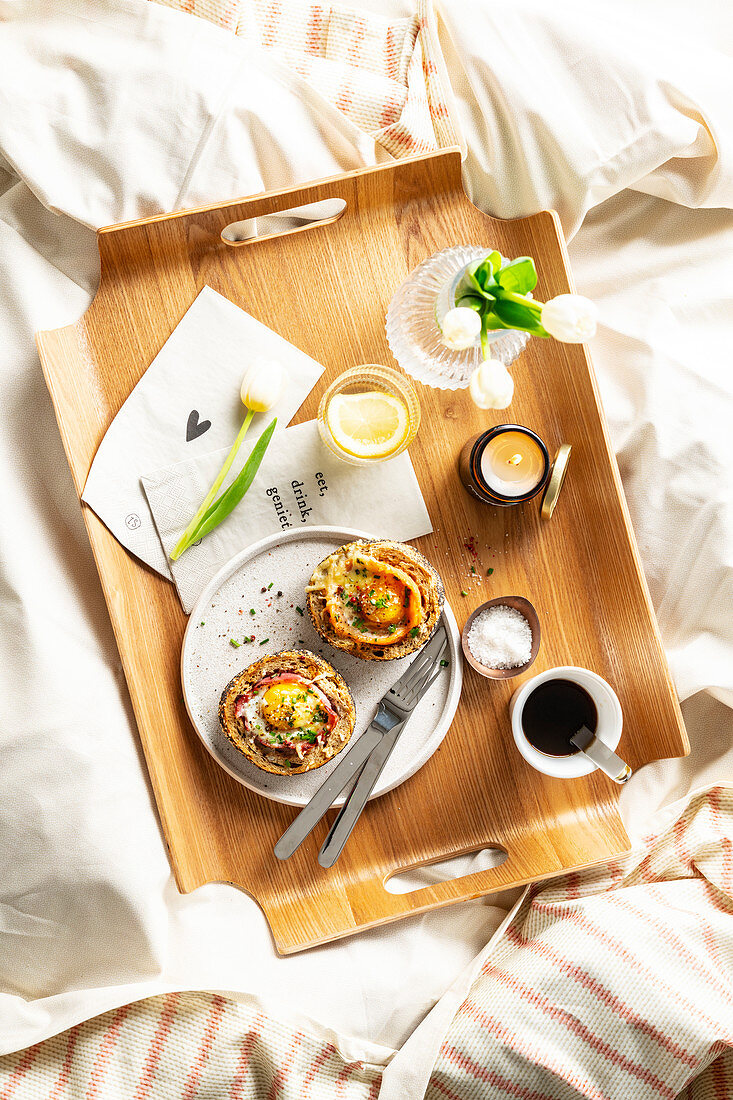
[
  {"xmin": 306, "ymin": 539, "xmax": 444, "ymax": 661},
  {"xmin": 219, "ymin": 650, "xmax": 355, "ymax": 775}
]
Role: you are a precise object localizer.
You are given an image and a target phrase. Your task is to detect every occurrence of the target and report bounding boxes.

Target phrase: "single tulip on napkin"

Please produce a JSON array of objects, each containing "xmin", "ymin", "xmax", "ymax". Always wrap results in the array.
[
  {"xmin": 142, "ymin": 420, "xmax": 433, "ymax": 613},
  {"xmin": 82, "ymin": 285, "xmax": 324, "ymax": 576}
]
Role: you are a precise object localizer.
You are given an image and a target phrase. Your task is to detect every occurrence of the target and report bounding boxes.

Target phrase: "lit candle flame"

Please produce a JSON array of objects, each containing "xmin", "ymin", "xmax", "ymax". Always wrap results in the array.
[{"xmin": 507, "ymin": 453, "xmax": 523, "ymax": 466}]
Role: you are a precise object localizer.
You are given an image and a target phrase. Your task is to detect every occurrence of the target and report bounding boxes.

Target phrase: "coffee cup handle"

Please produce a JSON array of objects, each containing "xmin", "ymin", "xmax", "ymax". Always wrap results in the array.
[{"xmin": 570, "ymin": 726, "xmax": 632, "ymax": 785}]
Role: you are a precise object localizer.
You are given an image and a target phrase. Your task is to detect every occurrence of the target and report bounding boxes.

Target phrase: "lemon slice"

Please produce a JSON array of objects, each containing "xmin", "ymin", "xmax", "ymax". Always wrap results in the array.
[{"xmin": 326, "ymin": 391, "xmax": 409, "ymax": 459}]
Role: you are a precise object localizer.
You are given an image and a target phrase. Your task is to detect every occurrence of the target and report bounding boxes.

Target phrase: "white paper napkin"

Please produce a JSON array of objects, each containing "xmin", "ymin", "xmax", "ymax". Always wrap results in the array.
[
  {"xmin": 82, "ymin": 285, "xmax": 325, "ymax": 576},
  {"xmin": 142, "ymin": 420, "xmax": 433, "ymax": 612}
]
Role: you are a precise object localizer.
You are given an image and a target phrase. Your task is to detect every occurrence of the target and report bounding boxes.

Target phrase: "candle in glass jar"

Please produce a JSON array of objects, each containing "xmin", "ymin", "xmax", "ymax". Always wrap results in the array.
[
  {"xmin": 480, "ymin": 430, "xmax": 547, "ymax": 497},
  {"xmin": 458, "ymin": 424, "xmax": 550, "ymax": 506}
]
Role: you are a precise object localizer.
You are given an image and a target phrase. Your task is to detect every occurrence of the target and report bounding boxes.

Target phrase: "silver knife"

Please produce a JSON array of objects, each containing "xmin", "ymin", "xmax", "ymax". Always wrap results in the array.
[
  {"xmin": 273, "ymin": 724, "xmax": 383, "ymax": 860},
  {"xmin": 274, "ymin": 620, "xmax": 449, "ymax": 862},
  {"xmin": 318, "ymin": 624, "xmax": 449, "ymax": 867}
]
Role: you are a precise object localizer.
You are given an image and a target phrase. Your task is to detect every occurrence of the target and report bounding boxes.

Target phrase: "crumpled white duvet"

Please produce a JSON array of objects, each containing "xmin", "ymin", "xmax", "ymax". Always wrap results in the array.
[{"xmin": 0, "ymin": 0, "xmax": 732, "ymax": 1090}]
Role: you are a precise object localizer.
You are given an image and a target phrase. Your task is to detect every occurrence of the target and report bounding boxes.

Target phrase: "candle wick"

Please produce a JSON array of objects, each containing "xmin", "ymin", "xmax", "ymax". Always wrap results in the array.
[{"xmin": 508, "ymin": 453, "xmax": 523, "ymax": 466}]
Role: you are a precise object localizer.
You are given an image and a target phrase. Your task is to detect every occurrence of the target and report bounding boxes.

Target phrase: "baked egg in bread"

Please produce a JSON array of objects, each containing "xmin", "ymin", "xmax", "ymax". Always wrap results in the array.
[
  {"xmin": 218, "ymin": 650, "xmax": 355, "ymax": 775},
  {"xmin": 306, "ymin": 539, "xmax": 444, "ymax": 661}
]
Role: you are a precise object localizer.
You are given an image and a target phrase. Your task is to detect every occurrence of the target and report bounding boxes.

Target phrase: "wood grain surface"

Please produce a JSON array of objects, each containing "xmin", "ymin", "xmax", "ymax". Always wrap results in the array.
[{"xmin": 36, "ymin": 150, "xmax": 688, "ymax": 954}]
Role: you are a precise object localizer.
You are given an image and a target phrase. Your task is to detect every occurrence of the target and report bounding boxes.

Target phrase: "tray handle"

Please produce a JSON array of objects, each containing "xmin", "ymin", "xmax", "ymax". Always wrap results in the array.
[{"xmin": 96, "ymin": 151, "xmax": 464, "ymax": 252}]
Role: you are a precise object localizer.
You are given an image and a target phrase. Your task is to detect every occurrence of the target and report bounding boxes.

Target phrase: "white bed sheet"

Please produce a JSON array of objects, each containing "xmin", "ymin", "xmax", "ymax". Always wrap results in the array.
[{"xmin": 1, "ymin": 0, "xmax": 732, "ymax": 1085}]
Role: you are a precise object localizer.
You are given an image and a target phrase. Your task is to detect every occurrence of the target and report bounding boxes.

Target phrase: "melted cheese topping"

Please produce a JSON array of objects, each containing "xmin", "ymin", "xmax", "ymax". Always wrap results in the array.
[{"xmin": 311, "ymin": 551, "xmax": 423, "ymax": 646}]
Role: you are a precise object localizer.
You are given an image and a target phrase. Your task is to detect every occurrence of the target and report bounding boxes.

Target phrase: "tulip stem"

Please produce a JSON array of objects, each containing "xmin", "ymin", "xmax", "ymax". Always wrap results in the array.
[{"xmin": 170, "ymin": 407, "xmax": 254, "ymax": 561}]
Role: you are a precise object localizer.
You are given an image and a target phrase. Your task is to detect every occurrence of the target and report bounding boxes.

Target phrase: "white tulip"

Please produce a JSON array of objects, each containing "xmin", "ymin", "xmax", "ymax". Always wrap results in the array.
[
  {"xmin": 540, "ymin": 294, "xmax": 598, "ymax": 343},
  {"xmin": 441, "ymin": 307, "xmax": 482, "ymax": 350},
  {"xmin": 240, "ymin": 358, "xmax": 286, "ymax": 412},
  {"xmin": 469, "ymin": 358, "xmax": 514, "ymax": 410}
]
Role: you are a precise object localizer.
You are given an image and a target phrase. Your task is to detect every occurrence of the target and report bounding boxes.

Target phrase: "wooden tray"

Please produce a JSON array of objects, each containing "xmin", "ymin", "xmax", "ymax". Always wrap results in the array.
[{"xmin": 37, "ymin": 150, "xmax": 688, "ymax": 954}]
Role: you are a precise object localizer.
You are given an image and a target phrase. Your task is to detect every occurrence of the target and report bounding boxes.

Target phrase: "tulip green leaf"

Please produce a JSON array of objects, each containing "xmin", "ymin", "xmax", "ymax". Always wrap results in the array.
[
  {"xmin": 193, "ymin": 417, "xmax": 277, "ymax": 543},
  {"xmin": 171, "ymin": 417, "xmax": 277, "ymax": 559},
  {"xmin": 495, "ymin": 257, "xmax": 538, "ymax": 294},
  {"xmin": 486, "ymin": 250, "xmax": 502, "ymax": 275},
  {"xmin": 456, "ymin": 294, "xmax": 485, "ymax": 312},
  {"xmin": 492, "ymin": 297, "xmax": 549, "ymax": 335}
]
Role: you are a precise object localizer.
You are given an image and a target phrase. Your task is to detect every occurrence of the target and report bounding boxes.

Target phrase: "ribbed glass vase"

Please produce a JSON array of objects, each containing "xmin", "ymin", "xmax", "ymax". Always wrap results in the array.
[{"xmin": 386, "ymin": 245, "xmax": 530, "ymax": 391}]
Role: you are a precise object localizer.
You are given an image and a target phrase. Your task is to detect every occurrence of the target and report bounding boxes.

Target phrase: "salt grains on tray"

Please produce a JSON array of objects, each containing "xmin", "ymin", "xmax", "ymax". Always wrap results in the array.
[{"xmin": 467, "ymin": 605, "xmax": 533, "ymax": 669}]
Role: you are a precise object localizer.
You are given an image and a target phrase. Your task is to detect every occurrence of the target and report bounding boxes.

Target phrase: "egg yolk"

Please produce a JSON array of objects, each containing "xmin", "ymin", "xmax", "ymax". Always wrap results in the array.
[
  {"xmin": 357, "ymin": 576, "xmax": 407, "ymax": 626},
  {"xmin": 261, "ymin": 683, "xmax": 321, "ymax": 730}
]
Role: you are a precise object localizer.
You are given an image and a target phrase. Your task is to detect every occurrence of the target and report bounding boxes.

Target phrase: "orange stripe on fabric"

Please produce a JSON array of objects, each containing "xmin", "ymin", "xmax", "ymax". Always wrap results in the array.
[
  {"xmin": 382, "ymin": 126, "xmax": 415, "ymax": 151},
  {"xmin": 0, "ymin": 1044, "xmax": 40, "ymax": 1100},
  {"xmin": 708, "ymin": 789, "xmax": 733, "ymax": 895},
  {"xmin": 181, "ymin": 995, "xmax": 227, "ymax": 1100},
  {"xmin": 504, "ymin": 924, "xmax": 698, "ymax": 1067},
  {"xmin": 615, "ymin": 891, "xmax": 733, "ymax": 1007},
  {"xmin": 84, "ymin": 1003, "xmax": 132, "ymax": 1100},
  {"xmin": 262, "ymin": 0, "xmax": 283, "ymax": 48},
  {"xmin": 367, "ymin": 1075, "xmax": 381, "ymax": 1099},
  {"xmin": 301, "ymin": 1042, "xmax": 336, "ymax": 1099},
  {"xmin": 440, "ymin": 1045, "xmax": 557, "ymax": 1100},
  {"xmin": 335, "ymin": 1061, "xmax": 360, "ymax": 1097},
  {"xmin": 672, "ymin": 814, "xmax": 695, "ymax": 873},
  {"xmin": 345, "ymin": 17, "xmax": 367, "ymax": 69},
  {"xmin": 133, "ymin": 993, "xmax": 180, "ymax": 1100},
  {"xmin": 305, "ymin": 5, "xmax": 324, "ymax": 56},
  {"xmin": 697, "ymin": 883, "xmax": 731, "ymax": 975},
  {"xmin": 457, "ymin": 1000, "xmax": 606, "ymax": 1100},
  {"xmin": 529, "ymin": 903, "xmax": 727, "ymax": 1035},
  {"xmin": 48, "ymin": 1026, "xmax": 82, "ymax": 1100},
  {"xmin": 384, "ymin": 23, "xmax": 397, "ymax": 82},
  {"xmin": 427, "ymin": 1076, "xmax": 465, "ymax": 1100},
  {"xmin": 265, "ymin": 1033, "xmax": 304, "ymax": 1100},
  {"xmin": 483, "ymin": 963, "xmax": 677, "ymax": 1097},
  {"xmin": 230, "ymin": 1012, "xmax": 266, "ymax": 1100},
  {"xmin": 335, "ymin": 75, "xmax": 355, "ymax": 116}
]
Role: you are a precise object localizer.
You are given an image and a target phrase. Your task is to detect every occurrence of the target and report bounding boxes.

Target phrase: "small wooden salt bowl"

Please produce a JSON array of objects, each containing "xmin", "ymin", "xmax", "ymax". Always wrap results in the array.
[{"xmin": 461, "ymin": 595, "xmax": 541, "ymax": 680}]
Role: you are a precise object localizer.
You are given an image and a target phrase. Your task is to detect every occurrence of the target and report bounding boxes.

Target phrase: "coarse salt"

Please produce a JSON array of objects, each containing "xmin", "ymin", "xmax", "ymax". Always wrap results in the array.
[{"xmin": 467, "ymin": 605, "xmax": 532, "ymax": 669}]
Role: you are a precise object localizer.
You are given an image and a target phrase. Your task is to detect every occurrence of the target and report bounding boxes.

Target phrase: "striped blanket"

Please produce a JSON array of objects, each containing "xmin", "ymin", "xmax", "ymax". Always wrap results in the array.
[{"xmin": 2, "ymin": 787, "xmax": 731, "ymax": 1098}]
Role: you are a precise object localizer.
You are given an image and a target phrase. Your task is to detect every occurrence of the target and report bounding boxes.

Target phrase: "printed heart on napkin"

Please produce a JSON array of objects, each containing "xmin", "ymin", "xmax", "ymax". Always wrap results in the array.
[
  {"xmin": 186, "ymin": 411, "xmax": 211, "ymax": 442},
  {"xmin": 81, "ymin": 285, "xmax": 325, "ymax": 578}
]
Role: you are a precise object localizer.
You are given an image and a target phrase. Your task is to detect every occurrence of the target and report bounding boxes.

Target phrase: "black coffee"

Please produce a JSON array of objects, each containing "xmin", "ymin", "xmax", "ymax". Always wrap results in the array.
[{"xmin": 522, "ymin": 679, "xmax": 598, "ymax": 757}]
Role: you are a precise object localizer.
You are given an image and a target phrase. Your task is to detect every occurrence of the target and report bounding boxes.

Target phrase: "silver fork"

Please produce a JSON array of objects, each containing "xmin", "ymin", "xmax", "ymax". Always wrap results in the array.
[
  {"xmin": 318, "ymin": 625, "xmax": 448, "ymax": 866},
  {"xmin": 274, "ymin": 621, "xmax": 449, "ymax": 863}
]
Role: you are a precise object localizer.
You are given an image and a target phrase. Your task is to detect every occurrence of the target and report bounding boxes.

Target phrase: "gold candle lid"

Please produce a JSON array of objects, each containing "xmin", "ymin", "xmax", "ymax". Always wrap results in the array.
[{"xmin": 540, "ymin": 443, "xmax": 572, "ymax": 520}]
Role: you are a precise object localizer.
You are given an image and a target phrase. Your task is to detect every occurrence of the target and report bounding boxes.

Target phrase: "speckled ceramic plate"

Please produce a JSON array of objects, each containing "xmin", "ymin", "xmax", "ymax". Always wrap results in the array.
[{"xmin": 181, "ymin": 526, "xmax": 462, "ymax": 807}]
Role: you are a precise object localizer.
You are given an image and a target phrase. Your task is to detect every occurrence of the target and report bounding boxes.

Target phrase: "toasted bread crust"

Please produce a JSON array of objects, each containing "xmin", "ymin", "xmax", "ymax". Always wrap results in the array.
[
  {"xmin": 306, "ymin": 540, "xmax": 444, "ymax": 661},
  {"xmin": 218, "ymin": 650, "xmax": 355, "ymax": 775}
]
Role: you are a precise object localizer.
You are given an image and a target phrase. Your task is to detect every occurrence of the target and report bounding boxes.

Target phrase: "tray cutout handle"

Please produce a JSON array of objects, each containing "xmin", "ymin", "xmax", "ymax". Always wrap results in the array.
[
  {"xmin": 221, "ymin": 197, "xmax": 347, "ymax": 247},
  {"xmin": 384, "ymin": 845, "xmax": 509, "ymax": 895}
]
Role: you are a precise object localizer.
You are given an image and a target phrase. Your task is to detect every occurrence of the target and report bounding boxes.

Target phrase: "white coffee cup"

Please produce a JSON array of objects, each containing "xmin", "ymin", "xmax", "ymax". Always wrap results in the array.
[{"xmin": 509, "ymin": 665, "xmax": 623, "ymax": 779}]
